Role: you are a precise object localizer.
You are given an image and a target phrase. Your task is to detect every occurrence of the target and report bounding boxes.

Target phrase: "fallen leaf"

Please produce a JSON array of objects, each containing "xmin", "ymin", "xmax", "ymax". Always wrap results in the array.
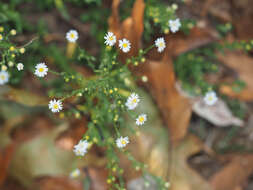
[
  {"xmin": 0, "ymin": 86, "xmax": 48, "ymax": 107},
  {"xmin": 108, "ymin": 0, "xmax": 145, "ymax": 57},
  {"xmin": 231, "ymin": 0, "xmax": 253, "ymax": 40},
  {"xmin": 192, "ymin": 98, "xmax": 244, "ymax": 127},
  {"xmin": 167, "ymin": 27, "xmax": 219, "ymax": 57},
  {"xmin": 1, "ymin": 177, "xmax": 28, "ymax": 190},
  {"xmin": 88, "ymin": 167, "xmax": 108, "ymax": 190},
  {"xmin": 170, "ymin": 135, "xmax": 212, "ymax": 190},
  {"xmin": 121, "ymin": 90, "xmax": 211, "ymax": 190},
  {"xmin": 210, "ymin": 154, "xmax": 253, "ymax": 190},
  {"xmin": 55, "ymin": 118, "xmax": 88, "ymax": 150},
  {"xmin": 11, "ymin": 116, "xmax": 53, "ymax": 143},
  {"xmin": 7, "ymin": 121, "xmax": 107, "ymax": 188},
  {"xmin": 8, "ymin": 125, "xmax": 76, "ymax": 187},
  {"xmin": 127, "ymin": 175, "xmax": 158, "ymax": 190},
  {"xmin": 218, "ymin": 52, "xmax": 253, "ymax": 101},
  {"xmin": 34, "ymin": 176, "xmax": 82, "ymax": 190},
  {"xmin": 0, "ymin": 143, "xmax": 16, "ymax": 187},
  {"xmin": 136, "ymin": 54, "xmax": 192, "ymax": 143}
]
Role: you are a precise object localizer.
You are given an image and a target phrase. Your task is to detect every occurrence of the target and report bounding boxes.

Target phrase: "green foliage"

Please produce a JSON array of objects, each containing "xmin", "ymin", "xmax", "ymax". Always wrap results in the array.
[
  {"xmin": 144, "ymin": 1, "xmax": 195, "ymax": 40},
  {"xmin": 174, "ymin": 46, "xmax": 218, "ymax": 95}
]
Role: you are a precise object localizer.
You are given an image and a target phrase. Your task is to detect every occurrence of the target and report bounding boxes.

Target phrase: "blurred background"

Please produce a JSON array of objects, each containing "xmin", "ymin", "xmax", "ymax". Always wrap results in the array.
[{"xmin": 0, "ymin": 0, "xmax": 253, "ymax": 190}]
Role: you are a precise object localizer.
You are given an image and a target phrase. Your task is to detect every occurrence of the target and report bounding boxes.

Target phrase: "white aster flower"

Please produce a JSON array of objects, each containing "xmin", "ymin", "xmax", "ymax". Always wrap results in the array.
[
  {"xmin": 1, "ymin": 65, "xmax": 7, "ymax": 71},
  {"xmin": 104, "ymin": 32, "xmax": 116, "ymax": 46},
  {"xmin": 136, "ymin": 114, "xmax": 147, "ymax": 126},
  {"xmin": 155, "ymin": 37, "xmax": 166, "ymax": 52},
  {"xmin": 0, "ymin": 71, "xmax": 9, "ymax": 85},
  {"xmin": 17, "ymin": 63, "xmax": 24, "ymax": 71},
  {"xmin": 69, "ymin": 168, "xmax": 81, "ymax": 178},
  {"xmin": 119, "ymin": 38, "xmax": 131, "ymax": 53},
  {"xmin": 204, "ymin": 91, "xmax": 218, "ymax": 106},
  {"xmin": 116, "ymin": 136, "xmax": 129, "ymax": 148},
  {"xmin": 34, "ymin": 63, "xmax": 48, "ymax": 77},
  {"xmin": 73, "ymin": 139, "xmax": 89, "ymax": 156},
  {"xmin": 48, "ymin": 99, "xmax": 63, "ymax": 113},
  {"xmin": 169, "ymin": 18, "xmax": 181, "ymax": 33},
  {"xmin": 8, "ymin": 61, "xmax": 14, "ymax": 67},
  {"xmin": 125, "ymin": 93, "xmax": 140, "ymax": 110},
  {"xmin": 66, "ymin": 30, "xmax": 79, "ymax": 43}
]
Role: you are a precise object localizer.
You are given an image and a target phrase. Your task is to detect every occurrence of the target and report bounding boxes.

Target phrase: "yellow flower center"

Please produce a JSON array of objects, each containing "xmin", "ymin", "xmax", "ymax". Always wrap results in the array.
[
  {"xmin": 72, "ymin": 171, "xmax": 79, "ymax": 177},
  {"xmin": 121, "ymin": 140, "xmax": 126, "ymax": 145},
  {"xmin": 0, "ymin": 35, "xmax": 2, "ymax": 40},
  {"xmin": 70, "ymin": 33, "xmax": 75, "ymax": 39},
  {"xmin": 208, "ymin": 96, "xmax": 213, "ymax": 101},
  {"xmin": 0, "ymin": 75, "xmax": 5, "ymax": 80},
  {"xmin": 159, "ymin": 42, "xmax": 164, "ymax": 47},
  {"xmin": 132, "ymin": 98, "xmax": 137, "ymax": 103},
  {"xmin": 139, "ymin": 117, "xmax": 144, "ymax": 122},
  {"xmin": 109, "ymin": 36, "xmax": 114, "ymax": 41},
  {"xmin": 122, "ymin": 43, "xmax": 128, "ymax": 48},
  {"xmin": 53, "ymin": 104, "xmax": 59, "ymax": 109},
  {"xmin": 39, "ymin": 68, "xmax": 44, "ymax": 72}
]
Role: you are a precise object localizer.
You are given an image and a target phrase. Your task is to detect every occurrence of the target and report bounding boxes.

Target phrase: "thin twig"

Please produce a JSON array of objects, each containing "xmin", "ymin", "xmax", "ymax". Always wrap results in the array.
[{"xmin": 17, "ymin": 36, "xmax": 39, "ymax": 49}]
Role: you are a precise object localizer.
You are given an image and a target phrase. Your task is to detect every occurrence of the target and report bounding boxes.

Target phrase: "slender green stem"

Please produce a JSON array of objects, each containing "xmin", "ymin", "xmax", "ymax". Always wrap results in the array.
[
  {"xmin": 48, "ymin": 69, "xmax": 62, "ymax": 76},
  {"xmin": 113, "ymin": 124, "xmax": 120, "ymax": 137}
]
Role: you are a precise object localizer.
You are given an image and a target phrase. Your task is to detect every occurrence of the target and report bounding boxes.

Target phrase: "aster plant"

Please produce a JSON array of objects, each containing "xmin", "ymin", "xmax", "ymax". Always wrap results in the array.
[{"xmin": 0, "ymin": 0, "xmax": 253, "ymax": 190}]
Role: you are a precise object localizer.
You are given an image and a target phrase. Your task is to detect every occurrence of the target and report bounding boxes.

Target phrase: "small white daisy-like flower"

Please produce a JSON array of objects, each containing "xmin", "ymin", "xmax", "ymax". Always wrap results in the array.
[
  {"xmin": 119, "ymin": 38, "xmax": 131, "ymax": 53},
  {"xmin": 155, "ymin": 37, "xmax": 166, "ymax": 52},
  {"xmin": 0, "ymin": 71, "xmax": 9, "ymax": 85},
  {"xmin": 8, "ymin": 61, "xmax": 14, "ymax": 67},
  {"xmin": 34, "ymin": 63, "xmax": 48, "ymax": 77},
  {"xmin": 66, "ymin": 30, "xmax": 79, "ymax": 43},
  {"xmin": 116, "ymin": 136, "xmax": 129, "ymax": 148},
  {"xmin": 125, "ymin": 93, "xmax": 140, "ymax": 110},
  {"xmin": 10, "ymin": 29, "xmax": 17, "ymax": 36},
  {"xmin": 69, "ymin": 169, "xmax": 81, "ymax": 178},
  {"xmin": 104, "ymin": 32, "xmax": 116, "ymax": 46},
  {"xmin": 204, "ymin": 91, "xmax": 218, "ymax": 106},
  {"xmin": 48, "ymin": 99, "xmax": 63, "ymax": 113},
  {"xmin": 17, "ymin": 63, "xmax": 24, "ymax": 71},
  {"xmin": 73, "ymin": 139, "xmax": 89, "ymax": 156},
  {"xmin": 1, "ymin": 65, "xmax": 7, "ymax": 71},
  {"xmin": 169, "ymin": 18, "xmax": 181, "ymax": 33},
  {"xmin": 136, "ymin": 114, "xmax": 147, "ymax": 126}
]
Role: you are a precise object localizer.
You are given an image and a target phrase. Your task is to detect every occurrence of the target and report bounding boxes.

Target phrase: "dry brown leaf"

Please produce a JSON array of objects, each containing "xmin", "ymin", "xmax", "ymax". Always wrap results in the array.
[
  {"xmin": 34, "ymin": 176, "xmax": 82, "ymax": 190},
  {"xmin": 108, "ymin": 0, "xmax": 121, "ymax": 39},
  {"xmin": 117, "ymin": 89, "xmax": 211, "ymax": 190},
  {"xmin": 88, "ymin": 167, "xmax": 108, "ymax": 190},
  {"xmin": 231, "ymin": 0, "xmax": 253, "ymax": 40},
  {"xmin": 170, "ymin": 135, "xmax": 212, "ymax": 190},
  {"xmin": 167, "ymin": 27, "xmax": 219, "ymax": 57},
  {"xmin": 1, "ymin": 177, "xmax": 28, "ymax": 190},
  {"xmin": 210, "ymin": 155, "xmax": 253, "ymax": 190},
  {"xmin": 11, "ymin": 117, "xmax": 53, "ymax": 143},
  {"xmin": 0, "ymin": 86, "xmax": 48, "ymax": 106},
  {"xmin": 137, "ymin": 54, "xmax": 192, "ymax": 143},
  {"xmin": 0, "ymin": 143, "xmax": 16, "ymax": 187},
  {"xmin": 192, "ymin": 98, "xmax": 244, "ymax": 127},
  {"xmin": 127, "ymin": 132, "xmax": 212, "ymax": 190},
  {"xmin": 56, "ymin": 118, "xmax": 88, "ymax": 150},
  {"xmin": 108, "ymin": 0, "xmax": 145, "ymax": 57},
  {"xmin": 218, "ymin": 52, "xmax": 253, "ymax": 101}
]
